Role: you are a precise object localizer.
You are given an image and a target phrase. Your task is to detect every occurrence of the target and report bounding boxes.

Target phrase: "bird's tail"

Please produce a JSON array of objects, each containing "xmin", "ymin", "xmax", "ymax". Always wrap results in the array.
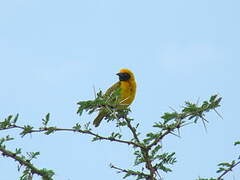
[{"xmin": 93, "ymin": 110, "xmax": 107, "ymax": 127}]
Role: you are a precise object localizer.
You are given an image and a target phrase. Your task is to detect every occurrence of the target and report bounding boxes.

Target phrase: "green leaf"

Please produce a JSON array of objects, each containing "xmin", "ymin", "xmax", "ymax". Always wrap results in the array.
[
  {"xmin": 13, "ymin": 114, "xmax": 19, "ymax": 124},
  {"xmin": 27, "ymin": 151, "xmax": 40, "ymax": 159},
  {"xmin": 44, "ymin": 127, "xmax": 57, "ymax": 135},
  {"xmin": 0, "ymin": 135, "xmax": 14, "ymax": 145},
  {"xmin": 42, "ymin": 113, "xmax": 50, "ymax": 126},
  {"xmin": 15, "ymin": 148, "xmax": 22, "ymax": 155},
  {"xmin": 20, "ymin": 125, "xmax": 34, "ymax": 137},
  {"xmin": 151, "ymin": 145, "xmax": 161, "ymax": 157},
  {"xmin": 210, "ymin": 94, "xmax": 218, "ymax": 103},
  {"xmin": 73, "ymin": 123, "xmax": 81, "ymax": 131},
  {"xmin": 40, "ymin": 168, "xmax": 55, "ymax": 180},
  {"xmin": 234, "ymin": 141, "xmax": 240, "ymax": 146},
  {"xmin": 161, "ymin": 112, "xmax": 178, "ymax": 121},
  {"xmin": 218, "ymin": 162, "xmax": 231, "ymax": 167}
]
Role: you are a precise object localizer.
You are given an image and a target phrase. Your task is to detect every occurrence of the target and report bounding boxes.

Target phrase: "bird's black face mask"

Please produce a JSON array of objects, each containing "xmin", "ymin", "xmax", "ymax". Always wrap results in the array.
[{"xmin": 117, "ymin": 72, "xmax": 131, "ymax": 81}]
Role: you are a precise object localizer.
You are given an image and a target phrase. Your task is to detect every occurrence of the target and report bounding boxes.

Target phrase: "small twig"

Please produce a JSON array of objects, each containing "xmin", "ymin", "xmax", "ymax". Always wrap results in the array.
[
  {"xmin": 119, "ymin": 96, "xmax": 130, "ymax": 105},
  {"xmin": 93, "ymin": 85, "xmax": 97, "ymax": 99},
  {"xmin": 214, "ymin": 109, "xmax": 223, "ymax": 120},
  {"xmin": 125, "ymin": 118, "xmax": 141, "ymax": 144},
  {"xmin": 169, "ymin": 131, "xmax": 181, "ymax": 138},
  {"xmin": 216, "ymin": 161, "xmax": 240, "ymax": 180},
  {"xmin": 124, "ymin": 117, "xmax": 157, "ymax": 180},
  {"xmin": 200, "ymin": 117, "xmax": 208, "ymax": 133},
  {"xmin": 148, "ymin": 127, "xmax": 175, "ymax": 150},
  {"xmin": 168, "ymin": 106, "xmax": 177, "ymax": 112},
  {"xmin": 0, "ymin": 146, "xmax": 53, "ymax": 180},
  {"xmin": 110, "ymin": 164, "xmax": 150, "ymax": 179}
]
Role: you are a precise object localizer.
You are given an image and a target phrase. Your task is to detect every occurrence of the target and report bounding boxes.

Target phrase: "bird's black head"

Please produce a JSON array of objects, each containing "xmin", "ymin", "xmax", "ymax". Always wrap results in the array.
[{"xmin": 116, "ymin": 72, "xmax": 131, "ymax": 81}]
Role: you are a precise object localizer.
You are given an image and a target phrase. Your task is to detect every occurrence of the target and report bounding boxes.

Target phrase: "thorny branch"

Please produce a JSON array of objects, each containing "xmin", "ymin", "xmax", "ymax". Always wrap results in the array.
[
  {"xmin": 1, "ymin": 125, "xmax": 145, "ymax": 148},
  {"xmin": 0, "ymin": 94, "xmax": 232, "ymax": 180},
  {"xmin": 0, "ymin": 145, "xmax": 53, "ymax": 180}
]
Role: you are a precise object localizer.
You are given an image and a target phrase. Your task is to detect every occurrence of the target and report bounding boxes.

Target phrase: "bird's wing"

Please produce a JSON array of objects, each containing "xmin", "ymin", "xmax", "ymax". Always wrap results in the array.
[
  {"xmin": 104, "ymin": 81, "xmax": 121, "ymax": 104},
  {"xmin": 105, "ymin": 81, "xmax": 120, "ymax": 95}
]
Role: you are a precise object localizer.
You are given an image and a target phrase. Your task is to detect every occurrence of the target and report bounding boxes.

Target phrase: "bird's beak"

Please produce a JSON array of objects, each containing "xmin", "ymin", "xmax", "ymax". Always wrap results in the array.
[{"xmin": 116, "ymin": 72, "xmax": 124, "ymax": 81}]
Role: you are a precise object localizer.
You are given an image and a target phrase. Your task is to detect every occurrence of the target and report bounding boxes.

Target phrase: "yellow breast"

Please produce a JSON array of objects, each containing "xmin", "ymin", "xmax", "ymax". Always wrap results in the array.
[{"xmin": 118, "ymin": 79, "xmax": 136, "ymax": 107}]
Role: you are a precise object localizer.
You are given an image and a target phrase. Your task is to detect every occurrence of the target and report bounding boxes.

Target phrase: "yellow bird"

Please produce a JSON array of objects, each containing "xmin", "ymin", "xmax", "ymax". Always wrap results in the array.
[{"xmin": 93, "ymin": 69, "xmax": 137, "ymax": 127}]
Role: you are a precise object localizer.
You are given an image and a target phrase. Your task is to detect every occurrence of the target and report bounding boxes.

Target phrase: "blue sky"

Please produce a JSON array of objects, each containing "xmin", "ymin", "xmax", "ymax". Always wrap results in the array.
[{"xmin": 0, "ymin": 0, "xmax": 240, "ymax": 180}]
